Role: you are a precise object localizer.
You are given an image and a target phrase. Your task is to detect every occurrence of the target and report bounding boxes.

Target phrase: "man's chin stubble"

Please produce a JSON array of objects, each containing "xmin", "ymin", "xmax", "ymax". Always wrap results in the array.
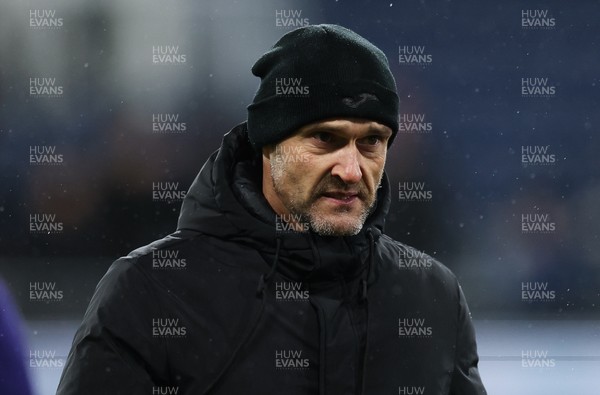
[{"xmin": 303, "ymin": 201, "xmax": 373, "ymax": 237}]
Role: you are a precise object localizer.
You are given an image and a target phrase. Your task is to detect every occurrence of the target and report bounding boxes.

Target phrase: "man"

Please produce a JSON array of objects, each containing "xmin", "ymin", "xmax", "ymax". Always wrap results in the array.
[{"xmin": 57, "ymin": 24, "xmax": 486, "ymax": 394}]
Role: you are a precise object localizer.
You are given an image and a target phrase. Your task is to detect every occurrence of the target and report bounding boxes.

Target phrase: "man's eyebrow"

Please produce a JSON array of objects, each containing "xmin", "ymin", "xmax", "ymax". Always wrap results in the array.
[
  {"xmin": 301, "ymin": 124, "xmax": 345, "ymax": 134},
  {"xmin": 366, "ymin": 126, "xmax": 393, "ymax": 136},
  {"xmin": 301, "ymin": 124, "xmax": 392, "ymax": 136}
]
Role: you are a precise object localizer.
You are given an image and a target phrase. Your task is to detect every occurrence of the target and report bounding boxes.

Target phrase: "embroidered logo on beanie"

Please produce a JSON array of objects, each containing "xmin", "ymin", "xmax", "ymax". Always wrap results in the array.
[{"xmin": 342, "ymin": 93, "xmax": 380, "ymax": 108}]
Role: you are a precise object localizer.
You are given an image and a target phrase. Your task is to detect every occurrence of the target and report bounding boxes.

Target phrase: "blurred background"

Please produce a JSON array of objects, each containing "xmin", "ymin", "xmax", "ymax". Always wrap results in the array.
[{"xmin": 0, "ymin": 0, "xmax": 599, "ymax": 393}]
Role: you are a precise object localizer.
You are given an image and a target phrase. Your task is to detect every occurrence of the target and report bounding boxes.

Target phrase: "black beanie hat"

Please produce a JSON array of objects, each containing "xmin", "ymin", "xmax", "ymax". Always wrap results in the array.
[{"xmin": 247, "ymin": 24, "xmax": 399, "ymax": 150}]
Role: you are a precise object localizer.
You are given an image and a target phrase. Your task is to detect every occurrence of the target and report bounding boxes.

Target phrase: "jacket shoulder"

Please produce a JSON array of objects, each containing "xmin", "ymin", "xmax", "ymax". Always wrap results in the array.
[
  {"xmin": 378, "ymin": 234, "xmax": 456, "ymax": 272},
  {"xmin": 126, "ymin": 232, "xmax": 191, "ymax": 259},
  {"xmin": 376, "ymin": 234, "xmax": 460, "ymax": 293}
]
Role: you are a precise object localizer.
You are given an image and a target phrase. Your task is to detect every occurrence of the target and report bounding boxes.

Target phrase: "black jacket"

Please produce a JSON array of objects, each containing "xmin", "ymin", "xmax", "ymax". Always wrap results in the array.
[{"xmin": 57, "ymin": 123, "xmax": 486, "ymax": 395}]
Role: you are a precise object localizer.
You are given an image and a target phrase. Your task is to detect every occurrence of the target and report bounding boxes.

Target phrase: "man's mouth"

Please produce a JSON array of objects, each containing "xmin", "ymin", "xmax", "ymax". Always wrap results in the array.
[{"xmin": 321, "ymin": 191, "xmax": 360, "ymax": 204}]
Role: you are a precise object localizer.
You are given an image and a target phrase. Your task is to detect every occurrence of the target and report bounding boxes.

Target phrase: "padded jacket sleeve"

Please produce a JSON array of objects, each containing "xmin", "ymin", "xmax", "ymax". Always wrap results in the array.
[
  {"xmin": 56, "ymin": 258, "xmax": 166, "ymax": 395},
  {"xmin": 450, "ymin": 284, "xmax": 487, "ymax": 395}
]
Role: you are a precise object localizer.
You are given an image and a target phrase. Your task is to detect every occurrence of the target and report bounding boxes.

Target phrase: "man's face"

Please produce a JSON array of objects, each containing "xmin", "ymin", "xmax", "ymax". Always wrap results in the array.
[{"xmin": 262, "ymin": 118, "xmax": 392, "ymax": 236}]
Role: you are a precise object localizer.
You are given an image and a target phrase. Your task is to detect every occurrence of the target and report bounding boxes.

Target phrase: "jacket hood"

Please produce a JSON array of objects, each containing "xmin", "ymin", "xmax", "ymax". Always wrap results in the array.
[{"xmin": 176, "ymin": 122, "xmax": 392, "ymax": 282}]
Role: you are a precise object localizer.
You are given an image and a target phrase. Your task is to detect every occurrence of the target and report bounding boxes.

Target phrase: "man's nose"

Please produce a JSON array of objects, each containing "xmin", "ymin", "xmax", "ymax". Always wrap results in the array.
[{"xmin": 331, "ymin": 146, "xmax": 362, "ymax": 184}]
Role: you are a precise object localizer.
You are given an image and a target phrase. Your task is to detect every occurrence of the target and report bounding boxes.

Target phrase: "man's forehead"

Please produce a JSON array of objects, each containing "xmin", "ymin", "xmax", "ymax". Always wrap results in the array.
[{"xmin": 297, "ymin": 118, "xmax": 393, "ymax": 136}]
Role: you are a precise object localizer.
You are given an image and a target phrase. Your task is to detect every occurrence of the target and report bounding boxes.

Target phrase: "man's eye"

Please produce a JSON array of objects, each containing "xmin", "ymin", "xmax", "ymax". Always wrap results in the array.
[
  {"xmin": 313, "ymin": 132, "xmax": 333, "ymax": 143},
  {"xmin": 362, "ymin": 135, "xmax": 383, "ymax": 146}
]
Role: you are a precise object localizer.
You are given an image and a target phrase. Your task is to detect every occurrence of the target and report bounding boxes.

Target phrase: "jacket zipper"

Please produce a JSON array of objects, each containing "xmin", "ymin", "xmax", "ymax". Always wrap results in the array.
[{"xmin": 314, "ymin": 300, "xmax": 327, "ymax": 395}]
